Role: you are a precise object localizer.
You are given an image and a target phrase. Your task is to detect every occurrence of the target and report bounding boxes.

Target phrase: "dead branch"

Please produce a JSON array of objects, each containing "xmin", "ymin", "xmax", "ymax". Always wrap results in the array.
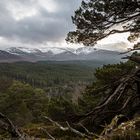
[
  {"xmin": 66, "ymin": 121, "xmax": 90, "ymax": 138},
  {"xmin": 44, "ymin": 116, "xmax": 93, "ymax": 139},
  {"xmin": 44, "ymin": 116, "xmax": 69, "ymax": 131},
  {"xmin": 40, "ymin": 128, "xmax": 56, "ymax": 140},
  {"xmin": 78, "ymin": 123, "xmax": 97, "ymax": 137},
  {"xmin": 0, "ymin": 112, "xmax": 24, "ymax": 139},
  {"xmin": 122, "ymin": 55, "xmax": 140, "ymax": 64},
  {"xmin": 120, "ymin": 47, "xmax": 140, "ymax": 55}
]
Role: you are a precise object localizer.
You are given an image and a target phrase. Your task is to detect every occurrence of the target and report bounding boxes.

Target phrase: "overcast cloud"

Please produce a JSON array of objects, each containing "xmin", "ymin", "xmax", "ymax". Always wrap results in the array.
[
  {"xmin": 0, "ymin": 0, "xmax": 83, "ymax": 49},
  {"xmin": 0, "ymin": 0, "xmax": 131, "ymax": 50}
]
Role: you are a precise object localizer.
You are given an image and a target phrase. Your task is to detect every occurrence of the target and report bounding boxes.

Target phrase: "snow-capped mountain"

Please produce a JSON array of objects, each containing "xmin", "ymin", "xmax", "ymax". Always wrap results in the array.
[
  {"xmin": 6, "ymin": 47, "xmax": 42, "ymax": 55},
  {"xmin": 0, "ymin": 42, "xmax": 128, "ymax": 63},
  {"xmin": 5, "ymin": 46, "xmax": 101, "ymax": 59},
  {"xmin": 6, "ymin": 47, "xmax": 75, "ymax": 55},
  {"xmin": 5, "ymin": 42, "xmax": 127, "ymax": 55},
  {"xmin": 0, "ymin": 50, "xmax": 22, "ymax": 62}
]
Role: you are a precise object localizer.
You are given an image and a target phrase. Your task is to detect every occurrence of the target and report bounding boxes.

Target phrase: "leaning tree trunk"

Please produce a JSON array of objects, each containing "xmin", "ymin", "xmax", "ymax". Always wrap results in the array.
[{"xmin": 72, "ymin": 67, "xmax": 140, "ymax": 132}]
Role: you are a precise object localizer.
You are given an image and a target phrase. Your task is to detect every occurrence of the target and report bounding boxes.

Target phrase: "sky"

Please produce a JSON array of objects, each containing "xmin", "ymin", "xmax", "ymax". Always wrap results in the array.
[{"xmin": 0, "ymin": 0, "xmax": 131, "ymax": 50}]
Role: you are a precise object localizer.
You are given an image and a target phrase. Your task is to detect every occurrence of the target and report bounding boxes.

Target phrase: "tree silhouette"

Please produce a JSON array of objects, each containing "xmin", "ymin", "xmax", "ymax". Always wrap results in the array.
[
  {"xmin": 65, "ymin": 0, "xmax": 140, "ymax": 136},
  {"xmin": 66, "ymin": 0, "xmax": 140, "ymax": 48}
]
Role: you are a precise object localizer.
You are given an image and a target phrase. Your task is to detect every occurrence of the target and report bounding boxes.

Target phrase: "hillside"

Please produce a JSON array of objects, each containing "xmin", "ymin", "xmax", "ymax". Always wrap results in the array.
[{"xmin": 0, "ymin": 50, "xmax": 23, "ymax": 62}]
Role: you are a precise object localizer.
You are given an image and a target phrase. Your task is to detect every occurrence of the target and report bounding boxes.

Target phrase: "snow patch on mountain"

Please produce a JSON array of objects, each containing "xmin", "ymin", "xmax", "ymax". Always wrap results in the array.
[
  {"xmin": 6, "ymin": 47, "xmax": 41, "ymax": 54},
  {"xmin": 39, "ymin": 47, "xmax": 75, "ymax": 54}
]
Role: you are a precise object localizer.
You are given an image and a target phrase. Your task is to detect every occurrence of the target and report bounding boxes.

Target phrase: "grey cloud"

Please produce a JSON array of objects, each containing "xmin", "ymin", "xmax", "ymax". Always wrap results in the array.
[{"xmin": 0, "ymin": 0, "xmax": 82, "ymax": 45}]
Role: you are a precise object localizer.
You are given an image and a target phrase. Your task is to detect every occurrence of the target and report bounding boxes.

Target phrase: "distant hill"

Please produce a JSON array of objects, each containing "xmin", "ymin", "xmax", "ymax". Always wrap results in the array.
[
  {"xmin": 0, "ymin": 50, "xmax": 23, "ymax": 62},
  {"xmin": 0, "ymin": 42, "xmax": 127, "ymax": 63}
]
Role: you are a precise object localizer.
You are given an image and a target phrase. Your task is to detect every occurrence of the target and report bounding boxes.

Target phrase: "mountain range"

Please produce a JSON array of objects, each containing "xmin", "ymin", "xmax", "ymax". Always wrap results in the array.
[{"xmin": 0, "ymin": 42, "xmax": 127, "ymax": 63}]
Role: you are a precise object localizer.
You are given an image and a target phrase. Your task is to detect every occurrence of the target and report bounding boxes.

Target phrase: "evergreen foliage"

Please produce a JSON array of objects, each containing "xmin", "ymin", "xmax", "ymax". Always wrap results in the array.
[
  {"xmin": 78, "ymin": 61, "xmax": 136, "ymax": 114},
  {"xmin": 66, "ymin": 0, "xmax": 140, "ymax": 46}
]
